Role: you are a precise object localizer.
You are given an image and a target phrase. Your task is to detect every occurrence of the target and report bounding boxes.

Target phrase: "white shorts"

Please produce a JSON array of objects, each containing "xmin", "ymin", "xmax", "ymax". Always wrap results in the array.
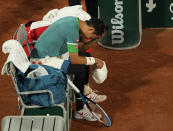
[{"xmin": 30, "ymin": 56, "xmax": 64, "ymax": 69}]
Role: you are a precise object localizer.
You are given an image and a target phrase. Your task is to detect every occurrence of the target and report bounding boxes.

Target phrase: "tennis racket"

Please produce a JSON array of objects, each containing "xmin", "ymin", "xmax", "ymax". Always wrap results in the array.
[{"xmin": 68, "ymin": 79, "xmax": 111, "ymax": 127}]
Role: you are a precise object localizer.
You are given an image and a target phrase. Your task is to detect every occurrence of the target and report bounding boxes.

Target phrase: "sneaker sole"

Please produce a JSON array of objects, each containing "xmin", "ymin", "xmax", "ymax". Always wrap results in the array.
[{"xmin": 74, "ymin": 115, "xmax": 97, "ymax": 121}]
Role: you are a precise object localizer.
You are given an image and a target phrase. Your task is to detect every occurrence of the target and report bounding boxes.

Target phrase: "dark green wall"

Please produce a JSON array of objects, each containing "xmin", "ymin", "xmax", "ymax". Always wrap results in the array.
[
  {"xmin": 98, "ymin": 0, "xmax": 142, "ymax": 49},
  {"xmin": 142, "ymin": 0, "xmax": 173, "ymax": 28}
]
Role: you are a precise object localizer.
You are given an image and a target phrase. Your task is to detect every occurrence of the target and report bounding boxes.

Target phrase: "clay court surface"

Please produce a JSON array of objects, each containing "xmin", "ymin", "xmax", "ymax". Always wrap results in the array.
[{"xmin": 0, "ymin": 0, "xmax": 173, "ymax": 131}]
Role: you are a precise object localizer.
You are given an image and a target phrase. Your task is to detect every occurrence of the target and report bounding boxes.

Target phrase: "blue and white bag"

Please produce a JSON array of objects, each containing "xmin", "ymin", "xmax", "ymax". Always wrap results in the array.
[{"xmin": 16, "ymin": 64, "xmax": 67, "ymax": 107}]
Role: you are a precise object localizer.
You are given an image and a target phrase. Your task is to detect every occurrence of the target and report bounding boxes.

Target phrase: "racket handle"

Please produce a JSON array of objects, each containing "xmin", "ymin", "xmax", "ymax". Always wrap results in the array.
[{"xmin": 67, "ymin": 78, "xmax": 80, "ymax": 93}]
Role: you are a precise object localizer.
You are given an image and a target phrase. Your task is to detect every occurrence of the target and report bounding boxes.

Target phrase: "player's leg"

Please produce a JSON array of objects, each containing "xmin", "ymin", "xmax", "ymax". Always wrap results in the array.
[
  {"xmin": 79, "ymin": 51, "xmax": 107, "ymax": 103},
  {"xmin": 67, "ymin": 63, "xmax": 97, "ymax": 121}
]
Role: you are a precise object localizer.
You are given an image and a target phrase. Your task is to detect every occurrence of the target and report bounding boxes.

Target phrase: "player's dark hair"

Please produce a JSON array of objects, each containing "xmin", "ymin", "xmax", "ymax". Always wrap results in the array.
[{"xmin": 86, "ymin": 18, "xmax": 108, "ymax": 35}]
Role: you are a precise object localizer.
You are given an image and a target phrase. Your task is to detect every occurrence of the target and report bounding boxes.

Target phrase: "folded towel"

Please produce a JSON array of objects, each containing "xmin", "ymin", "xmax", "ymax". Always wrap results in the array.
[
  {"xmin": 1, "ymin": 40, "xmax": 31, "ymax": 75},
  {"xmin": 92, "ymin": 61, "xmax": 108, "ymax": 84}
]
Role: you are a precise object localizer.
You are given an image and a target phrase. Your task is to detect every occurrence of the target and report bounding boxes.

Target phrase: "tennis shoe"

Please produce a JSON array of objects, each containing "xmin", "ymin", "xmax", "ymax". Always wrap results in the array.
[
  {"xmin": 74, "ymin": 108, "xmax": 97, "ymax": 121},
  {"xmin": 84, "ymin": 84, "xmax": 107, "ymax": 103},
  {"xmin": 86, "ymin": 91, "xmax": 107, "ymax": 103}
]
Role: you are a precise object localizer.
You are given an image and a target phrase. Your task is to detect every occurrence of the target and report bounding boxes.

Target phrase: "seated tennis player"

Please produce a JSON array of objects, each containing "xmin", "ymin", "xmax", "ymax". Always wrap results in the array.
[{"xmin": 30, "ymin": 16, "xmax": 107, "ymax": 121}]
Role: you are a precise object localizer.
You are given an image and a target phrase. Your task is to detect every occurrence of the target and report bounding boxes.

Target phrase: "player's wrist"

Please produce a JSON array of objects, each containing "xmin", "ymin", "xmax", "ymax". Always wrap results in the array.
[{"xmin": 86, "ymin": 57, "xmax": 95, "ymax": 65}]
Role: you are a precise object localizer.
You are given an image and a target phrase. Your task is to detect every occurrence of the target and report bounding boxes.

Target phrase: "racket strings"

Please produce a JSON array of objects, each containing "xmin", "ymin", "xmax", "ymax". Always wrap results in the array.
[{"xmin": 88, "ymin": 102, "xmax": 110, "ymax": 126}]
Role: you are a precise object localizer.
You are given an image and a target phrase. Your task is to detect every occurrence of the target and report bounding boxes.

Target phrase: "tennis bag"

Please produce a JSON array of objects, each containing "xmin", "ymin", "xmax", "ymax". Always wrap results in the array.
[{"xmin": 16, "ymin": 64, "xmax": 67, "ymax": 107}]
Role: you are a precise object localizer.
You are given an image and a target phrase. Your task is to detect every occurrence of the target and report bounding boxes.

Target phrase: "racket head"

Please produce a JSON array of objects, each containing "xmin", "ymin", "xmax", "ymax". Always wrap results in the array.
[
  {"xmin": 78, "ymin": 93, "xmax": 111, "ymax": 127},
  {"xmin": 85, "ymin": 98, "xmax": 111, "ymax": 127}
]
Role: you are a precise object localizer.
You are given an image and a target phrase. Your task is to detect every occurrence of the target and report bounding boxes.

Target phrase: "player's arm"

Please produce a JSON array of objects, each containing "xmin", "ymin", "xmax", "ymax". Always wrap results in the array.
[
  {"xmin": 67, "ymin": 43, "xmax": 103, "ymax": 68},
  {"xmin": 67, "ymin": 42, "xmax": 94, "ymax": 65},
  {"xmin": 70, "ymin": 52, "xmax": 103, "ymax": 68},
  {"xmin": 67, "ymin": 42, "xmax": 103, "ymax": 68},
  {"xmin": 69, "ymin": 52, "xmax": 87, "ymax": 65}
]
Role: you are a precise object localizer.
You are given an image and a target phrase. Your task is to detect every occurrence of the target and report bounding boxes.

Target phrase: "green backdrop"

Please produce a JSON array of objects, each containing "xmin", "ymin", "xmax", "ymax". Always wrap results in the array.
[
  {"xmin": 142, "ymin": 0, "xmax": 173, "ymax": 28},
  {"xmin": 98, "ymin": 0, "xmax": 142, "ymax": 50}
]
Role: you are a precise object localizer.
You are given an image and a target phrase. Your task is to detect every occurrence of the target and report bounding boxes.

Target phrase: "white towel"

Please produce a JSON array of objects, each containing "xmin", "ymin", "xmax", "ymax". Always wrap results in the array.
[
  {"xmin": 92, "ymin": 61, "xmax": 108, "ymax": 84},
  {"xmin": 42, "ymin": 9, "xmax": 59, "ymax": 22},
  {"xmin": 43, "ymin": 5, "xmax": 91, "ymax": 23},
  {"xmin": 29, "ymin": 21, "xmax": 51, "ymax": 32},
  {"xmin": 1, "ymin": 40, "xmax": 31, "ymax": 75},
  {"xmin": 30, "ymin": 5, "xmax": 91, "ymax": 31}
]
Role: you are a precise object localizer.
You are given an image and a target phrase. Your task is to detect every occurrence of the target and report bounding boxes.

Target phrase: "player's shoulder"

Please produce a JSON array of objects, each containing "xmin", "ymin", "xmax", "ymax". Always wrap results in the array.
[
  {"xmin": 58, "ymin": 16, "xmax": 78, "ymax": 23},
  {"xmin": 50, "ymin": 16, "xmax": 78, "ymax": 32}
]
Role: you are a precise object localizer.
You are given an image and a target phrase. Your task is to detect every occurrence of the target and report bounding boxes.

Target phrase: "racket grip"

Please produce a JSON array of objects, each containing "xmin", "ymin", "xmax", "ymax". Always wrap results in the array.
[{"xmin": 67, "ymin": 78, "xmax": 80, "ymax": 93}]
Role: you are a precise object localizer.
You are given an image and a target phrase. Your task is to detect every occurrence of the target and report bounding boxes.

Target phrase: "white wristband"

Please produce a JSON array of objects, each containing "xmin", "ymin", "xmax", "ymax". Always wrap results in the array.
[{"xmin": 86, "ymin": 57, "xmax": 95, "ymax": 65}]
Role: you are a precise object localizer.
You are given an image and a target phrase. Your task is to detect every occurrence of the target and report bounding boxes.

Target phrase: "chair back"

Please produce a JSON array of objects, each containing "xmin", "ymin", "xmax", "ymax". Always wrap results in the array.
[{"xmin": 13, "ymin": 24, "xmax": 31, "ymax": 54}]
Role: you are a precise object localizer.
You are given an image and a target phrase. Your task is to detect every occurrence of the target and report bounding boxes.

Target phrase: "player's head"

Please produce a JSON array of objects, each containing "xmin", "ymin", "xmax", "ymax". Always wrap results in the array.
[{"xmin": 80, "ymin": 18, "xmax": 108, "ymax": 40}]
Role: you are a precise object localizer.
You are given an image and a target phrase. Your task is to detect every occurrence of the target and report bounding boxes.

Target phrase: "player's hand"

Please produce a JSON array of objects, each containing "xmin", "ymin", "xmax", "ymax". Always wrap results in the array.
[{"xmin": 95, "ymin": 58, "xmax": 104, "ymax": 69}]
